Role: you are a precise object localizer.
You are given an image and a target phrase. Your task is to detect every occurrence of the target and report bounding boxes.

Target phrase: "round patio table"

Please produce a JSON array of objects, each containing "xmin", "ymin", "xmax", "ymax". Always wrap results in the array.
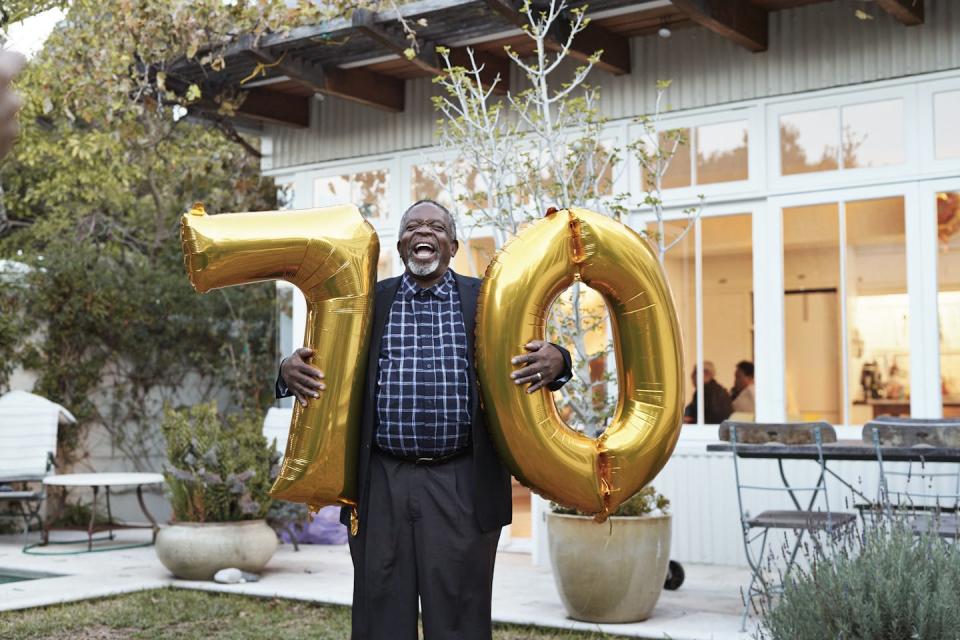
[{"xmin": 27, "ymin": 472, "xmax": 164, "ymax": 554}]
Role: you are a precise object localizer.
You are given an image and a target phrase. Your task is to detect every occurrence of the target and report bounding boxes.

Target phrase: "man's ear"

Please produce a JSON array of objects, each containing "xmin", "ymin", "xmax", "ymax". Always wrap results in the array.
[{"xmin": 450, "ymin": 240, "xmax": 459, "ymax": 256}]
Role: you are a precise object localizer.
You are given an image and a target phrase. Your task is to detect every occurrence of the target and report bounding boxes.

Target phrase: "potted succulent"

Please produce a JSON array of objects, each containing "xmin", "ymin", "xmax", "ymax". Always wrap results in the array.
[
  {"xmin": 155, "ymin": 402, "xmax": 279, "ymax": 580},
  {"xmin": 547, "ymin": 486, "xmax": 672, "ymax": 623}
]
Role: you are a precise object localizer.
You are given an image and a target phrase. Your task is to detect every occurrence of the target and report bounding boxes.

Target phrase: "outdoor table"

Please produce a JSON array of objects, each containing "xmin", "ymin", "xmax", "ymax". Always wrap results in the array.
[
  {"xmin": 29, "ymin": 472, "xmax": 164, "ymax": 554},
  {"xmin": 707, "ymin": 440, "xmax": 960, "ymax": 463},
  {"xmin": 706, "ymin": 440, "xmax": 960, "ymax": 507}
]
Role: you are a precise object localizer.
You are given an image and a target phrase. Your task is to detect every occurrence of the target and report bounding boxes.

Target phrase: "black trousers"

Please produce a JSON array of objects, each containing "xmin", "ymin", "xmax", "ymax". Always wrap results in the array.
[{"xmin": 348, "ymin": 451, "xmax": 501, "ymax": 640}]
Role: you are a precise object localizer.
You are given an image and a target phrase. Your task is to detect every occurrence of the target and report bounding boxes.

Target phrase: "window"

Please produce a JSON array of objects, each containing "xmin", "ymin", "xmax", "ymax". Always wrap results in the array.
[
  {"xmin": 451, "ymin": 236, "xmax": 496, "ymax": 278},
  {"xmin": 783, "ymin": 197, "xmax": 907, "ymax": 425},
  {"xmin": 411, "ymin": 160, "xmax": 487, "ymax": 212},
  {"xmin": 779, "ymin": 100, "xmax": 904, "ymax": 175},
  {"xmin": 314, "ymin": 169, "xmax": 390, "ymax": 219},
  {"xmin": 934, "ymin": 91, "xmax": 960, "ymax": 160},
  {"xmin": 378, "ymin": 246, "xmax": 397, "ymax": 280},
  {"xmin": 937, "ymin": 191, "xmax": 960, "ymax": 416},
  {"xmin": 645, "ymin": 121, "xmax": 749, "ymax": 189},
  {"xmin": 649, "ymin": 212, "xmax": 753, "ymax": 424}
]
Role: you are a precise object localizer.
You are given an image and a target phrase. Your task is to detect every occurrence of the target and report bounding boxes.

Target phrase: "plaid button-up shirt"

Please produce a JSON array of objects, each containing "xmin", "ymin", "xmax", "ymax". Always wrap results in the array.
[{"xmin": 375, "ymin": 270, "xmax": 472, "ymax": 457}]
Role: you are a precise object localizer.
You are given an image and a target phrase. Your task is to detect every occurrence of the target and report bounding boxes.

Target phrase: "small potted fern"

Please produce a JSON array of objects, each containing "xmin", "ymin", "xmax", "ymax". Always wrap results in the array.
[
  {"xmin": 155, "ymin": 402, "xmax": 279, "ymax": 580},
  {"xmin": 548, "ymin": 486, "xmax": 672, "ymax": 623}
]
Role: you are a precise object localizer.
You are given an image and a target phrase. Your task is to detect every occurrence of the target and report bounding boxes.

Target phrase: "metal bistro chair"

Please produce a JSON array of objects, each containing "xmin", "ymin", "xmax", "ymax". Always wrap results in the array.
[
  {"xmin": 863, "ymin": 416, "xmax": 960, "ymax": 539},
  {"xmin": 720, "ymin": 421, "xmax": 857, "ymax": 630}
]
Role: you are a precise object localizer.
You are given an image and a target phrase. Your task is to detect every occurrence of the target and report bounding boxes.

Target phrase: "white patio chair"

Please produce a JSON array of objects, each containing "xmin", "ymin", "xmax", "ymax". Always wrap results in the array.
[{"xmin": 0, "ymin": 390, "xmax": 76, "ymax": 541}]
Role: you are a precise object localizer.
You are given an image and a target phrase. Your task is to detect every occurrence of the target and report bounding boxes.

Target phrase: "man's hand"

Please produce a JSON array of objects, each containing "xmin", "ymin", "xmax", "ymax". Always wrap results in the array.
[
  {"xmin": 281, "ymin": 347, "xmax": 325, "ymax": 407},
  {"xmin": 510, "ymin": 340, "xmax": 565, "ymax": 394}
]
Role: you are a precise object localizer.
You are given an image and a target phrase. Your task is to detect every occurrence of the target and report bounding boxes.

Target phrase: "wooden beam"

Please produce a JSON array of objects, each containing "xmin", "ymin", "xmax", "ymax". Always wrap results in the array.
[
  {"xmin": 482, "ymin": 0, "xmax": 630, "ymax": 75},
  {"xmin": 563, "ymin": 23, "xmax": 631, "ymax": 76},
  {"xmin": 876, "ymin": 0, "xmax": 924, "ymax": 25},
  {"xmin": 447, "ymin": 48, "xmax": 510, "ymax": 94},
  {"xmin": 352, "ymin": 8, "xmax": 441, "ymax": 75},
  {"xmin": 239, "ymin": 37, "xmax": 404, "ymax": 112},
  {"xmin": 192, "ymin": 88, "xmax": 311, "ymax": 128},
  {"xmin": 241, "ymin": 41, "xmax": 327, "ymax": 94},
  {"xmin": 670, "ymin": 0, "xmax": 768, "ymax": 52},
  {"xmin": 323, "ymin": 67, "xmax": 405, "ymax": 112}
]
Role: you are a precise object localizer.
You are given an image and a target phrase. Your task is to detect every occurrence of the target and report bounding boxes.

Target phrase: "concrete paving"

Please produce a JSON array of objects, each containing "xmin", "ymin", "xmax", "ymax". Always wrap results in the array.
[{"xmin": 0, "ymin": 530, "xmax": 754, "ymax": 639}]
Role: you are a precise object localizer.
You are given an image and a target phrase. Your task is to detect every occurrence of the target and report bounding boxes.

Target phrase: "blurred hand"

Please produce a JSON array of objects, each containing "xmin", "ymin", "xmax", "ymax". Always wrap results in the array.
[
  {"xmin": 281, "ymin": 347, "xmax": 325, "ymax": 407},
  {"xmin": 0, "ymin": 50, "xmax": 25, "ymax": 160},
  {"xmin": 509, "ymin": 340, "xmax": 565, "ymax": 394}
]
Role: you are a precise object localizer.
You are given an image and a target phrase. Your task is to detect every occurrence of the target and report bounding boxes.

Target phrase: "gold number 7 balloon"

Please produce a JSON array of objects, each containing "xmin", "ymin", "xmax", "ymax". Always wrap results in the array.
[{"xmin": 180, "ymin": 202, "xmax": 379, "ymax": 531}]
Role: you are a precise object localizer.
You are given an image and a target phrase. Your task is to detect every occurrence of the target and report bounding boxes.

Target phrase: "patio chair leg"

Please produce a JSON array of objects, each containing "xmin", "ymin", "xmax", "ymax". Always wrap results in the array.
[
  {"xmin": 740, "ymin": 528, "xmax": 770, "ymax": 632},
  {"xmin": 781, "ymin": 528, "xmax": 806, "ymax": 583}
]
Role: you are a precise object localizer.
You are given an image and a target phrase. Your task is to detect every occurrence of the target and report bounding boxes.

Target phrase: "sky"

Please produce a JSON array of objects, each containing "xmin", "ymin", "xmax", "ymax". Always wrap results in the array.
[{"xmin": 4, "ymin": 8, "xmax": 66, "ymax": 58}]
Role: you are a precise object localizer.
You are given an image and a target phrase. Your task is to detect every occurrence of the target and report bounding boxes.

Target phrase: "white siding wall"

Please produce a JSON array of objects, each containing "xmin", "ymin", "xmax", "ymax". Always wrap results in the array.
[{"xmin": 264, "ymin": 0, "xmax": 960, "ymax": 172}]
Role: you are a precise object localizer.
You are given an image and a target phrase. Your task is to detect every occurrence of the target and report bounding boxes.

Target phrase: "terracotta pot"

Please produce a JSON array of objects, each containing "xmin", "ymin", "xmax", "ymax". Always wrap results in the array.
[
  {"xmin": 155, "ymin": 519, "xmax": 278, "ymax": 581},
  {"xmin": 547, "ymin": 512, "xmax": 672, "ymax": 623}
]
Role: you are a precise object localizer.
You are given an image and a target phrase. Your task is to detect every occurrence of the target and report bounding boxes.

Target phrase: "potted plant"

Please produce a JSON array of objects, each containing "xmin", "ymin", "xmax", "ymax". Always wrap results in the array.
[
  {"xmin": 547, "ymin": 486, "xmax": 672, "ymax": 623},
  {"xmin": 155, "ymin": 402, "xmax": 279, "ymax": 580}
]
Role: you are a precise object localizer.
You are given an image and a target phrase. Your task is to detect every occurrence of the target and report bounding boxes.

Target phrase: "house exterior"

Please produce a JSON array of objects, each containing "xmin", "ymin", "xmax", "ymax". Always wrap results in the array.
[{"xmin": 191, "ymin": 0, "xmax": 960, "ymax": 565}]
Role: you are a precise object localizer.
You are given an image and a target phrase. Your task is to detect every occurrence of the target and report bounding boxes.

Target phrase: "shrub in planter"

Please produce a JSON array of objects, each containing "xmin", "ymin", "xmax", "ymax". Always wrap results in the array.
[
  {"xmin": 548, "ymin": 487, "xmax": 671, "ymax": 623},
  {"xmin": 761, "ymin": 524, "xmax": 960, "ymax": 639},
  {"xmin": 156, "ymin": 402, "xmax": 280, "ymax": 580}
]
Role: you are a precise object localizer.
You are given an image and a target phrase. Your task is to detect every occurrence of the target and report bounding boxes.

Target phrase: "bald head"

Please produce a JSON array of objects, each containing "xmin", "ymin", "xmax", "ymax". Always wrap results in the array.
[{"xmin": 0, "ymin": 50, "xmax": 25, "ymax": 160}]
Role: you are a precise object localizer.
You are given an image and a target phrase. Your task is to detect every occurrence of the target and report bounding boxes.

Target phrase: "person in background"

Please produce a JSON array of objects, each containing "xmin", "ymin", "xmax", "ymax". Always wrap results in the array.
[
  {"xmin": 682, "ymin": 360, "xmax": 733, "ymax": 425},
  {"xmin": 731, "ymin": 360, "xmax": 755, "ymax": 414}
]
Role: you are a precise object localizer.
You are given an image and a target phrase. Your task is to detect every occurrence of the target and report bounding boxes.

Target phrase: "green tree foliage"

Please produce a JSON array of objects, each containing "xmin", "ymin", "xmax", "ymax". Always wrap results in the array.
[{"xmin": 0, "ymin": 0, "xmax": 339, "ymax": 469}]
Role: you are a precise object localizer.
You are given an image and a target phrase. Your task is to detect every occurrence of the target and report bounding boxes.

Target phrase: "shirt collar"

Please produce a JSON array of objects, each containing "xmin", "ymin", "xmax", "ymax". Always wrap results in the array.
[{"xmin": 400, "ymin": 269, "xmax": 455, "ymax": 300}]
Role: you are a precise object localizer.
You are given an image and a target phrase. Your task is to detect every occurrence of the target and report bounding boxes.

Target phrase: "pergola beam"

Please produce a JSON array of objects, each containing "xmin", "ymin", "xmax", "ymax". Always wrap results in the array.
[
  {"xmin": 482, "ymin": 0, "xmax": 631, "ymax": 75},
  {"xmin": 446, "ymin": 48, "xmax": 511, "ymax": 94},
  {"xmin": 875, "ymin": 0, "xmax": 924, "ymax": 25},
  {"xmin": 670, "ymin": 0, "xmax": 768, "ymax": 52},
  {"xmin": 238, "ymin": 38, "xmax": 404, "ymax": 112},
  {"xmin": 352, "ymin": 9, "xmax": 441, "ymax": 75}
]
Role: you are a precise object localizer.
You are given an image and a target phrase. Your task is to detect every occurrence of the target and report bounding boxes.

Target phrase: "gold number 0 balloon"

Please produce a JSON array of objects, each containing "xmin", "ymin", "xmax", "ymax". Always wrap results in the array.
[
  {"xmin": 476, "ymin": 208, "xmax": 684, "ymax": 520},
  {"xmin": 179, "ymin": 203, "xmax": 378, "ymax": 525}
]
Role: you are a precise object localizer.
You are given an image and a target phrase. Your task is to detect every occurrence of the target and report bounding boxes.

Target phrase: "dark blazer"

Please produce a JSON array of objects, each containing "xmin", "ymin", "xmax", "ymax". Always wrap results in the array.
[{"xmin": 278, "ymin": 270, "xmax": 572, "ymax": 534}]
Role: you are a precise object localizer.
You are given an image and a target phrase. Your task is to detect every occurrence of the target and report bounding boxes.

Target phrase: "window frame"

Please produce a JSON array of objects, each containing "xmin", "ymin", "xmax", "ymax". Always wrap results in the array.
[
  {"xmin": 765, "ymin": 85, "xmax": 917, "ymax": 193},
  {"xmin": 627, "ymin": 105, "xmax": 763, "ymax": 203},
  {"xmin": 918, "ymin": 76, "xmax": 960, "ymax": 175}
]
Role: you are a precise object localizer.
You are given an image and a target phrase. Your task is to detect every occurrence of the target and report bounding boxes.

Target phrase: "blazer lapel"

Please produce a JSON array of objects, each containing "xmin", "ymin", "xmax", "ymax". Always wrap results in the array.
[{"xmin": 453, "ymin": 271, "xmax": 478, "ymax": 368}]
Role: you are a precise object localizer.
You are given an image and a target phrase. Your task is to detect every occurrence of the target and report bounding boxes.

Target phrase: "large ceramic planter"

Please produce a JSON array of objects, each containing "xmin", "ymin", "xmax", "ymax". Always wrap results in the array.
[
  {"xmin": 547, "ymin": 512, "xmax": 672, "ymax": 623},
  {"xmin": 156, "ymin": 519, "xmax": 278, "ymax": 581}
]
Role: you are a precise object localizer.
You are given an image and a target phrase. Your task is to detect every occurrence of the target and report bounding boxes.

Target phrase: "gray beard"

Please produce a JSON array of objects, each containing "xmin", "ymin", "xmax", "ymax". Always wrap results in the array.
[{"xmin": 406, "ymin": 255, "xmax": 440, "ymax": 277}]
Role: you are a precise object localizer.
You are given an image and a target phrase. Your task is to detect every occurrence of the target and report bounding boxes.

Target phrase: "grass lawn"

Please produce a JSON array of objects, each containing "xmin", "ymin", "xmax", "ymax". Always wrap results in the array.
[{"xmin": 0, "ymin": 588, "xmax": 635, "ymax": 639}]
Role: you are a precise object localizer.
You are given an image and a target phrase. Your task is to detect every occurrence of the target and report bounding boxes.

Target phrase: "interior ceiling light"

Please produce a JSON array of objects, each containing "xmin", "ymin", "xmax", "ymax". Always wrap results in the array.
[{"xmin": 658, "ymin": 26, "xmax": 672, "ymax": 38}]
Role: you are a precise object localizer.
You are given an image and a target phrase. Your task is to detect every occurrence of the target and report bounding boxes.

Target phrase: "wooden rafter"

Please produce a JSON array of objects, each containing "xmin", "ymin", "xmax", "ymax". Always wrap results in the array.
[
  {"xmin": 670, "ymin": 0, "xmax": 768, "ymax": 52},
  {"xmin": 238, "ymin": 38, "xmax": 404, "ymax": 112},
  {"xmin": 446, "ymin": 48, "xmax": 511, "ymax": 94},
  {"xmin": 352, "ymin": 8, "xmax": 508, "ymax": 93},
  {"xmin": 483, "ymin": 0, "xmax": 631, "ymax": 75},
  {"xmin": 876, "ymin": 0, "xmax": 924, "ymax": 25},
  {"xmin": 351, "ymin": 9, "xmax": 441, "ymax": 75}
]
